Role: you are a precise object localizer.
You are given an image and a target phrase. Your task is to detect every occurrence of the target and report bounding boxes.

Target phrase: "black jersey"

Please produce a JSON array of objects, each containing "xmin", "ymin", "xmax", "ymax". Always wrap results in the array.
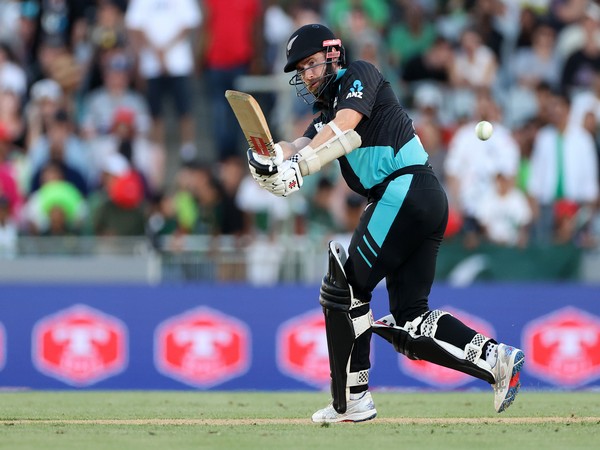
[{"xmin": 303, "ymin": 60, "xmax": 429, "ymax": 197}]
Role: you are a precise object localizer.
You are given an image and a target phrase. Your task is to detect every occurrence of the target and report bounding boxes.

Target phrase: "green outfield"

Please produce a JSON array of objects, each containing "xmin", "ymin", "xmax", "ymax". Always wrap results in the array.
[{"xmin": 0, "ymin": 390, "xmax": 599, "ymax": 450}]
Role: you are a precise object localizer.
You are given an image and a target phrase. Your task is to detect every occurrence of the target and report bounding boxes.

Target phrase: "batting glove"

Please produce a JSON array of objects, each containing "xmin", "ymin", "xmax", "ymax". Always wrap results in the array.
[
  {"xmin": 247, "ymin": 144, "xmax": 284, "ymax": 178},
  {"xmin": 256, "ymin": 160, "xmax": 303, "ymax": 197}
]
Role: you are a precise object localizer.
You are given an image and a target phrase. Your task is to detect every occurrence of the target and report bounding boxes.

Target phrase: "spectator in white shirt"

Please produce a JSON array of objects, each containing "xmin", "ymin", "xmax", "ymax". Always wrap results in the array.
[
  {"xmin": 444, "ymin": 89, "xmax": 520, "ymax": 246},
  {"xmin": 527, "ymin": 89, "xmax": 599, "ymax": 245},
  {"xmin": 475, "ymin": 169, "xmax": 532, "ymax": 248},
  {"xmin": 125, "ymin": 0, "xmax": 201, "ymax": 162}
]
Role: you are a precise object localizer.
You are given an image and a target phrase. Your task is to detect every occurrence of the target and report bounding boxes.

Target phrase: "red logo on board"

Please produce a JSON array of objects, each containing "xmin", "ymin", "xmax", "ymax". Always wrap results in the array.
[
  {"xmin": 400, "ymin": 307, "xmax": 495, "ymax": 387},
  {"xmin": 277, "ymin": 309, "xmax": 330, "ymax": 387},
  {"xmin": 32, "ymin": 305, "xmax": 128, "ymax": 386},
  {"xmin": 523, "ymin": 307, "xmax": 600, "ymax": 386},
  {"xmin": 155, "ymin": 307, "xmax": 250, "ymax": 388}
]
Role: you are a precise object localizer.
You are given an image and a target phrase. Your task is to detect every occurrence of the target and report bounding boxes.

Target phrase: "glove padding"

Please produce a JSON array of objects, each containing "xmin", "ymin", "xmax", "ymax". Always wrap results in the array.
[
  {"xmin": 254, "ymin": 159, "xmax": 303, "ymax": 197},
  {"xmin": 247, "ymin": 144, "xmax": 284, "ymax": 176}
]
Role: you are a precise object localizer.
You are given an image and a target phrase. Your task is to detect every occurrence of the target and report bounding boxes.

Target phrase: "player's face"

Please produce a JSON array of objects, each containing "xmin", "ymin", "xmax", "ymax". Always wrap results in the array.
[{"xmin": 296, "ymin": 52, "xmax": 329, "ymax": 94}]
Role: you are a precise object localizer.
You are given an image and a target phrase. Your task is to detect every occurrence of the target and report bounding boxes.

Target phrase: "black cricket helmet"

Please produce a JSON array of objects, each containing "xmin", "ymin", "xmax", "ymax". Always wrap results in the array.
[
  {"xmin": 284, "ymin": 24, "xmax": 344, "ymax": 72},
  {"xmin": 284, "ymin": 24, "xmax": 345, "ymax": 103}
]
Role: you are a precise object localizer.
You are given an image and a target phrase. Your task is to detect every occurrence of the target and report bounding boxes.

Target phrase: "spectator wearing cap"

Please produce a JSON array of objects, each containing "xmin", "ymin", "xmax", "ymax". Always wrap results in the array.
[
  {"xmin": 91, "ymin": 152, "xmax": 147, "ymax": 237},
  {"xmin": 25, "ymin": 78, "xmax": 64, "ymax": 149},
  {"xmin": 90, "ymin": 107, "xmax": 166, "ymax": 196},
  {"xmin": 28, "ymin": 109, "xmax": 91, "ymax": 196},
  {"xmin": 80, "ymin": 52, "xmax": 150, "ymax": 140},
  {"xmin": 125, "ymin": 0, "xmax": 201, "ymax": 161}
]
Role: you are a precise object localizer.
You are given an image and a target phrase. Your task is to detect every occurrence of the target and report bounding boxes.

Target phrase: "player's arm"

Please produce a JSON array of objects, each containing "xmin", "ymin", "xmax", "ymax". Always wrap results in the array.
[
  {"xmin": 277, "ymin": 109, "xmax": 363, "ymax": 160},
  {"xmin": 251, "ymin": 109, "xmax": 362, "ymax": 197}
]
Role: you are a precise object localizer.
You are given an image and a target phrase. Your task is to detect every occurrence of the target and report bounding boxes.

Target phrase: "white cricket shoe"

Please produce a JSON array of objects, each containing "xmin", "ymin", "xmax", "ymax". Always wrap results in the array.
[
  {"xmin": 311, "ymin": 391, "xmax": 377, "ymax": 423},
  {"xmin": 492, "ymin": 343, "xmax": 525, "ymax": 413}
]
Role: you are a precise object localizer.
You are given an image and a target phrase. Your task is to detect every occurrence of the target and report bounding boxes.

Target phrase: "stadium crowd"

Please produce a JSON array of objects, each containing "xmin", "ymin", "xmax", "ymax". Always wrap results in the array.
[{"xmin": 0, "ymin": 0, "xmax": 600, "ymax": 260}]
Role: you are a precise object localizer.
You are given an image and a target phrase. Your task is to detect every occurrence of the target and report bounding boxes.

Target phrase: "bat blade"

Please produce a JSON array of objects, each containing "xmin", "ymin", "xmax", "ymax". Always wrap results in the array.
[{"xmin": 225, "ymin": 90, "xmax": 275, "ymax": 158}]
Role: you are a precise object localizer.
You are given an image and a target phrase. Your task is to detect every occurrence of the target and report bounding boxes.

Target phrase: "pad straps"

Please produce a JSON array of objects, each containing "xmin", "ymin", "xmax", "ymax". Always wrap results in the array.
[{"xmin": 326, "ymin": 121, "xmax": 354, "ymax": 154}]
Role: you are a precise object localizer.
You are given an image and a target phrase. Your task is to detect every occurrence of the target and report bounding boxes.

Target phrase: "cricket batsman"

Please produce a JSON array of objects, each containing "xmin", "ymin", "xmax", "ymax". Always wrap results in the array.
[{"xmin": 247, "ymin": 23, "xmax": 525, "ymax": 423}]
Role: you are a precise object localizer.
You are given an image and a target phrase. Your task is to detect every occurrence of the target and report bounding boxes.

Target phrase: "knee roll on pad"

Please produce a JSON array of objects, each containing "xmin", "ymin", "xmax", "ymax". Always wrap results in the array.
[
  {"xmin": 319, "ymin": 241, "xmax": 373, "ymax": 413},
  {"xmin": 373, "ymin": 310, "xmax": 495, "ymax": 384}
]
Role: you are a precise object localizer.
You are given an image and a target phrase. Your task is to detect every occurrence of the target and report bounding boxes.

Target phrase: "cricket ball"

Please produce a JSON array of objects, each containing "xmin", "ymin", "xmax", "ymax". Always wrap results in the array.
[{"xmin": 475, "ymin": 120, "xmax": 493, "ymax": 141}]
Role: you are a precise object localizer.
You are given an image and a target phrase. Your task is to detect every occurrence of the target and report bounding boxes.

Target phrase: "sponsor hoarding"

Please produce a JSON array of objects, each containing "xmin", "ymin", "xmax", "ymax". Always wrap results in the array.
[{"xmin": 0, "ymin": 283, "xmax": 598, "ymax": 390}]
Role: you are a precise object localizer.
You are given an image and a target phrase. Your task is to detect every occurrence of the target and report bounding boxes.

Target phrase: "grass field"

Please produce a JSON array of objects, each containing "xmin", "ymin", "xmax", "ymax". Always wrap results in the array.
[{"xmin": 0, "ymin": 390, "xmax": 599, "ymax": 450}]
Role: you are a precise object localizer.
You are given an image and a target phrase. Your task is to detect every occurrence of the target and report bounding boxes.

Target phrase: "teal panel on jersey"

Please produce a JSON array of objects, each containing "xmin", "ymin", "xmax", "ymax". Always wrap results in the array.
[
  {"xmin": 345, "ymin": 136, "xmax": 428, "ymax": 189},
  {"xmin": 367, "ymin": 175, "xmax": 413, "ymax": 247}
]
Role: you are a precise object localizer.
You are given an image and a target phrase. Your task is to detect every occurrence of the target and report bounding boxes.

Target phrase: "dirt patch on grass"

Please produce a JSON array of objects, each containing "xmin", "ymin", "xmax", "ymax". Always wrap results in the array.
[{"xmin": 2, "ymin": 417, "xmax": 599, "ymax": 426}]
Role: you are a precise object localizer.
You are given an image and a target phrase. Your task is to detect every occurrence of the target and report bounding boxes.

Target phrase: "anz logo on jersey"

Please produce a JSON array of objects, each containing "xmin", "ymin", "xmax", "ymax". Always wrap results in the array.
[{"xmin": 346, "ymin": 80, "xmax": 364, "ymax": 99}]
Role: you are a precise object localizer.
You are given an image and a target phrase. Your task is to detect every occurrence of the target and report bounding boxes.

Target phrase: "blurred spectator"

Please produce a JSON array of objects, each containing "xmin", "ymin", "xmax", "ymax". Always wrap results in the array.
[
  {"xmin": 93, "ymin": 167, "xmax": 146, "ymax": 236},
  {"xmin": 80, "ymin": 51, "xmax": 150, "ymax": 140},
  {"xmin": 504, "ymin": 21, "xmax": 561, "ymax": 127},
  {"xmin": 387, "ymin": 2, "xmax": 436, "ymax": 70},
  {"xmin": 327, "ymin": 0, "xmax": 389, "ymax": 41},
  {"xmin": 80, "ymin": 1, "xmax": 128, "ymax": 94},
  {"xmin": 37, "ymin": 0, "xmax": 94, "ymax": 45},
  {"xmin": 35, "ymin": 37, "xmax": 83, "ymax": 102},
  {"xmin": 21, "ymin": 161, "xmax": 86, "ymax": 235},
  {"xmin": 474, "ymin": 169, "xmax": 533, "ymax": 248},
  {"xmin": 0, "ymin": 1, "xmax": 21, "ymax": 47},
  {"xmin": 330, "ymin": 192, "xmax": 367, "ymax": 254},
  {"xmin": 547, "ymin": 0, "xmax": 590, "ymax": 31},
  {"xmin": 560, "ymin": 5, "xmax": 600, "ymax": 95},
  {"xmin": 569, "ymin": 67, "xmax": 600, "ymax": 149},
  {"xmin": 512, "ymin": 20, "xmax": 562, "ymax": 89},
  {"xmin": 450, "ymin": 27, "xmax": 498, "ymax": 90},
  {"xmin": 0, "ymin": 42, "xmax": 27, "ymax": 97},
  {"xmin": 555, "ymin": 2, "xmax": 600, "ymax": 61},
  {"xmin": 12, "ymin": 0, "xmax": 42, "ymax": 86},
  {"xmin": 532, "ymin": 81, "xmax": 555, "ymax": 127},
  {"xmin": 175, "ymin": 162, "xmax": 244, "ymax": 236},
  {"xmin": 527, "ymin": 89, "xmax": 599, "ymax": 246},
  {"xmin": 401, "ymin": 37, "xmax": 454, "ymax": 84},
  {"xmin": 514, "ymin": 6, "xmax": 541, "ymax": 49},
  {"xmin": 0, "ymin": 83, "xmax": 26, "ymax": 149},
  {"xmin": 199, "ymin": 0, "xmax": 263, "ymax": 161},
  {"xmin": 469, "ymin": 0, "xmax": 505, "ymax": 63},
  {"xmin": 125, "ymin": 0, "xmax": 201, "ymax": 161},
  {"xmin": 411, "ymin": 83, "xmax": 451, "ymax": 181},
  {"xmin": 0, "ymin": 122, "xmax": 24, "ymax": 219},
  {"xmin": 306, "ymin": 177, "xmax": 338, "ymax": 237},
  {"xmin": 444, "ymin": 89, "xmax": 520, "ymax": 245},
  {"xmin": 214, "ymin": 156, "xmax": 246, "ymax": 236},
  {"xmin": 0, "ymin": 194, "xmax": 17, "ymax": 258},
  {"xmin": 28, "ymin": 109, "xmax": 90, "ymax": 196},
  {"xmin": 168, "ymin": 163, "xmax": 201, "ymax": 235},
  {"xmin": 25, "ymin": 78, "xmax": 64, "ymax": 150},
  {"xmin": 263, "ymin": 0, "xmax": 295, "ymax": 73},
  {"xmin": 235, "ymin": 172, "xmax": 301, "ymax": 236},
  {"xmin": 92, "ymin": 107, "xmax": 165, "ymax": 196},
  {"xmin": 512, "ymin": 117, "xmax": 542, "ymax": 193}
]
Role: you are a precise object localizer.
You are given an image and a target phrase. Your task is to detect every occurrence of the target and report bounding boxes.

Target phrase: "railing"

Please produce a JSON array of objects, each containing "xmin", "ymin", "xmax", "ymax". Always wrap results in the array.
[{"xmin": 0, "ymin": 234, "xmax": 598, "ymax": 284}]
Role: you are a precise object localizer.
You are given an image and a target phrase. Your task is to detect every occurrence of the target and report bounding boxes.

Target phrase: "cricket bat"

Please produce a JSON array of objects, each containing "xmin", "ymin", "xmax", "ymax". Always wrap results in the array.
[
  {"xmin": 225, "ymin": 90, "xmax": 362, "ymax": 176},
  {"xmin": 225, "ymin": 90, "xmax": 276, "ymax": 159}
]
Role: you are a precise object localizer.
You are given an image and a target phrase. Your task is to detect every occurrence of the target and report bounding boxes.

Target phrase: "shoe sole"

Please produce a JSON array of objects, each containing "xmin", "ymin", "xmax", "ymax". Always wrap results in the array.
[
  {"xmin": 497, "ymin": 350, "xmax": 525, "ymax": 413},
  {"xmin": 312, "ymin": 411, "xmax": 377, "ymax": 424}
]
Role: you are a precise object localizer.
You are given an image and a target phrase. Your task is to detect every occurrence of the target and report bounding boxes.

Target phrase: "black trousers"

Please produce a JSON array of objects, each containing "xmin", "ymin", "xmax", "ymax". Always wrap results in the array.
[{"xmin": 344, "ymin": 167, "xmax": 449, "ymax": 379}]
